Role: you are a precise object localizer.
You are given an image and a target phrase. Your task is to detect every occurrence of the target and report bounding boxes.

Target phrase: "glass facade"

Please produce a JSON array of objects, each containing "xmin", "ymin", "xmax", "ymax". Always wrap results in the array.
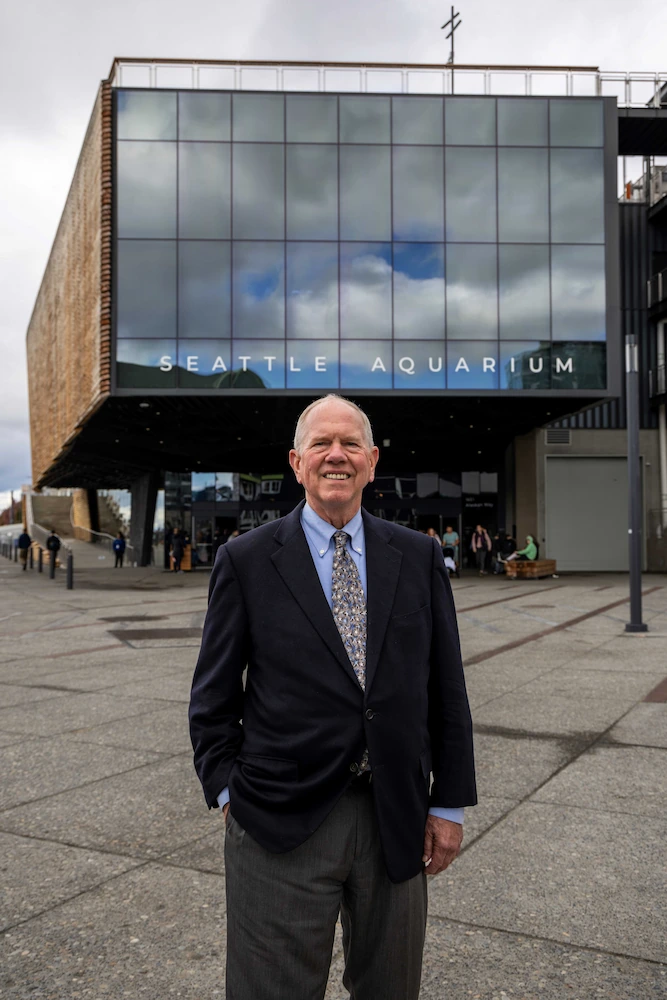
[{"xmin": 115, "ymin": 91, "xmax": 609, "ymax": 392}]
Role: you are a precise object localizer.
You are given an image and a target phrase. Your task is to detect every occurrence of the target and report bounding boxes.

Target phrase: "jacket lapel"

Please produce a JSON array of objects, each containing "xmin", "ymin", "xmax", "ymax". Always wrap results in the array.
[
  {"xmin": 362, "ymin": 512, "xmax": 402, "ymax": 696},
  {"xmin": 271, "ymin": 504, "xmax": 360, "ymax": 689}
]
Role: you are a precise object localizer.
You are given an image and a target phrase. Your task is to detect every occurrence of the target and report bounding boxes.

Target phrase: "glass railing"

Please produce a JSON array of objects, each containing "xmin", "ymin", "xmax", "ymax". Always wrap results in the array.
[
  {"xmin": 647, "ymin": 268, "xmax": 667, "ymax": 307},
  {"xmin": 648, "ymin": 365, "xmax": 666, "ymax": 397}
]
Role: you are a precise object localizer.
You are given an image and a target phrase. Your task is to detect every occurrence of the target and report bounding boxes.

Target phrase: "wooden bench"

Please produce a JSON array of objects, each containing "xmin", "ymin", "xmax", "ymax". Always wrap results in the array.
[{"xmin": 504, "ymin": 558, "xmax": 557, "ymax": 580}]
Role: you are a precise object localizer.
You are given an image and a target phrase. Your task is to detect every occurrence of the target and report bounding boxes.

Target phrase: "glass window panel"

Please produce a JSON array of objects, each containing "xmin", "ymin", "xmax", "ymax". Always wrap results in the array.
[
  {"xmin": 446, "ymin": 244, "xmax": 498, "ymax": 339},
  {"xmin": 552, "ymin": 342, "xmax": 606, "ymax": 390},
  {"xmin": 179, "ymin": 92, "xmax": 230, "ymax": 140},
  {"xmin": 445, "ymin": 148, "xmax": 496, "ymax": 242},
  {"xmin": 116, "ymin": 339, "xmax": 177, "ymax": 388},
  {"xmin": 117, "ymin": 241, "xmax": 176, "ymax": 338},
  {"xmin": 179, "ymin": 143, "xmax": 230, "ymax": 238},
  {"xmin": 550, "ymin": 148, "xmax": 604, "ymax": 243},
  {"xmin": 116, "ymin": 90, "xmax": 176, "ymax": 139},
  {"xmin": 551, "ymin": 246, "xmax": 606, "ymax": 341},
  {"xmin": 392, "ymin": 97, "xmax": 443, "ymax": 144},
  {"xmin": 394, "ymin": 342, "xmax": 445, "ymax": 389},
  {"xmin": 499, "ymin": 342, "xmax": 551, "ymax": 389},
  {"xmin": 232, "ymin": 242, "xmax": 285, "ymax": 339},
  {"xmin": 286, "ymin": 243, "xmax": 338, "ymax": 339},
  {"xmin": 498, "ymin": 148, "xmax": 549, "ymax": 242},
  {"xmin": 232, "ymin": 94, "xmax": 284, "ymax": 141},
  {"xmin": 286, "ymin": 145, "xmax": 338, "ymax": 239},
  {"xmin": 339, "ymin": 96, "xmax": 390, "ymax": 143},
  {"xmin": 340, "ymin": 146, "xmax": 391, "ymax": 240},
  {"xmin": 392, "ymin": 147, "xmax": 444, "ymax": 241},
  {"xmin": 446, "ymin": 342, "xmax": 499, "ymax": 389},
  {"xmin": 497, "ymin": 99, "xmax": 548, "ymax": 145},
  {"xmin": 393, "ymin": 244, "xmax": 445, "ymax": 339},
  {"xmin": 117, "ymin": 142, "xmax": 176, "ymax": 238},
  {"xmin": 499, "ymin": 245, "xmax": 550, "ymax": 340},
  {"xmin": 445, "ymin": 98, "xmax": 495, "ymax": 145},
  {"xmin": 232, "ymin": 144, "xmax": 285, "ymax": 239},
  {"xmin": 178, "ymin": 341, "xmax": 232, "ymax": 388},
  {"xmin": 340, "ymin": 341, "xmax": 392, "ymax": 388},
  {"xmin": 231, "ymin": 340, "xmax": 285, "ymax": 388},
  {"xmin": 286, "ymin": 340, "xmax": 339, "ymax": 388},
  {"xmin": 340, "ymin": 243, "xmax": 392, "ymax": 339},
  {"xmin": 216, "ymin": 473, "xmax": 238, "ymax": 502},
  {"xmin": 286, "ymin": 95, "xmax": 337, "ymax": 142},
  {"xmin": 179, "ymin": 242, "xmax": 231, "ymax": 338},
  {"xmin": 550, "ymin": 99, "xmax": 603, "ymax": 146}
]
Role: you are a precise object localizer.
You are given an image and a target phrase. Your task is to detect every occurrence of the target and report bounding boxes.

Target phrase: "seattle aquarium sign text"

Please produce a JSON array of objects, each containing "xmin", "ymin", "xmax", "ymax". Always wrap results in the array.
[{"xmin": 116, "ymin": 339, "xmax": 607, "ymax": 392}]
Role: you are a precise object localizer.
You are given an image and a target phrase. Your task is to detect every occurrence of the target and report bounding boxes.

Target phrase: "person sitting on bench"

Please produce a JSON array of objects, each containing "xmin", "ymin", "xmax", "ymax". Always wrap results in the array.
[{"xmin": 503, "ymin": 534, "xmax": 537, "ymax": 562}]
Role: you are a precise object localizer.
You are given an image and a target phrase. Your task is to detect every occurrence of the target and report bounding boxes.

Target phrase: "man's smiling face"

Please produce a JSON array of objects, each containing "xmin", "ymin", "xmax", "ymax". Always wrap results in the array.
[{"xmin": 289, "ymin": 399, "xmax": 379, "ymax": 527}]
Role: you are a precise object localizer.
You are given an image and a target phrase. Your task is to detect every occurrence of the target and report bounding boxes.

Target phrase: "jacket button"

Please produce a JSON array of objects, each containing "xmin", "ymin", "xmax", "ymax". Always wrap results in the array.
[
  {"xmin": 365, "ymin": 709, "xmax": 374, "ymax": 720},
  {"xmin": 349, "ymin": 762, "xmax": 359, "ymax": 773}
]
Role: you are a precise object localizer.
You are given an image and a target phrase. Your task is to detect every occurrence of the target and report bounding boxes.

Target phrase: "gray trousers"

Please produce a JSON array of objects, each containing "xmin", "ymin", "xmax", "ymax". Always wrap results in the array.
[{"xmin": 224, "ymin": 779, "xmax": 427, "ymax": 1000}]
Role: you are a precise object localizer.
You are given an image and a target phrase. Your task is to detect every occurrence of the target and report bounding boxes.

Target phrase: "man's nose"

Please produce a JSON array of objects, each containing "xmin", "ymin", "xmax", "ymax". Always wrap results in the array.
[{"xmin": 326, "ymin": 441, "xmax": 346, "ymax": 461}]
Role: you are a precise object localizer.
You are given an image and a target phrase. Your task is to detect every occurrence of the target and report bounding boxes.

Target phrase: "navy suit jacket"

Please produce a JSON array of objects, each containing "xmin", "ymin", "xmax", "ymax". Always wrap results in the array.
[{"xmin": 189, "ymin": 502, "xmax": 476, "ymax": 883}]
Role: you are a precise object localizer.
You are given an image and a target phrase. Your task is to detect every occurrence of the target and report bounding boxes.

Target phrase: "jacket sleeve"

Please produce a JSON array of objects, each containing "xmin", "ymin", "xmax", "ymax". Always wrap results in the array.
[
  {"xmin": 189, "ymin": 544, "xmax": 249, "ymax": 808},
  {"xmin": 427, "ymin": 538, "xmax": 477, "ymax": 809}
]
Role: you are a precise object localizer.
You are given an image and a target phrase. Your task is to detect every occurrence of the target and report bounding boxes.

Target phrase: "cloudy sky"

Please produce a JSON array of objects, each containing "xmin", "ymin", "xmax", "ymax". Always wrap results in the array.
[{"xmin": 1, "ymin": 0, "xmax": 666, "ymax": 508}]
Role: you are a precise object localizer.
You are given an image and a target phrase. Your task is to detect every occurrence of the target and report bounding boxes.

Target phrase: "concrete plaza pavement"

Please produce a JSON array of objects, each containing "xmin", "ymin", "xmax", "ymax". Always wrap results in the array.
[{"xmin": 0, "ymin": 554, "xmax": 665, "ymax": 999}]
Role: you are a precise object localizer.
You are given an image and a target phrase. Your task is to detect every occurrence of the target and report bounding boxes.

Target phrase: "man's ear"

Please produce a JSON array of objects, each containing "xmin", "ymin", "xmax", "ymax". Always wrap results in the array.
[
  {"xmin": 289, "ymin": 449, "xmax": 302, "ymax": 484},
  {"xmin": 368, "ymin": 446, "xmax": 380, "ymax": 483}
]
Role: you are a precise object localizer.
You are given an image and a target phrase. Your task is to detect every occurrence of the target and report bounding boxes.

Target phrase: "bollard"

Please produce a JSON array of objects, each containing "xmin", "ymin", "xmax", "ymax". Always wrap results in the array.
[
  {"xmin": 14, "ymin": 544, "xmax": 17, "ymax": 563},
  {"xmin": 29, "ymin": 547, "xmax": 33, "ymax": 570},
  {"xmin": 38, "ymin": 548, "xmax": 43, "ymax": 572},
  {"xmin": 49, "ymin": 549, "xmax": 56, "ymax": 579},
  {"xmin": 66, "ymin": 552, "xmax": 73, "ymax": 590}
]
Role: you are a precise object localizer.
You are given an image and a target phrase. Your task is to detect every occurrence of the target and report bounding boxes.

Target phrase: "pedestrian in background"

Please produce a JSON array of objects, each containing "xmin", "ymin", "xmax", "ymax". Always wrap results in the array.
[
  {"xmin": 426, "ymin": 526, "xmax": 442, "ymax": 546},
  {"xmin": 112, "ymin": 532, "xmax": 126, "ymax": 568},
  {"xmin": 471, "ymin": 524, "xmax": 492, "ymax": 576},
  {"xmin": 442, "ymin": 524, "xmax": 460, "ymax": 567},
  {"xmin": 17, "ymin": 527, "xmax": 31, "ymax": 570},
  {"xmin": 171, "ymin": 528, "xmax": 185, "ymax": 572}
]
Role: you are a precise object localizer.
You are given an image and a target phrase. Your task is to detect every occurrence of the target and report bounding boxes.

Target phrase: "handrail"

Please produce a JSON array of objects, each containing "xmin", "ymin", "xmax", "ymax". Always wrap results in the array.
[
  {"xmin": 70, "ymin": 508, "xmax": 134, "ymax": 554},
  {"xmin": 31, "ymin": 522, "xmax": 72, "ymax": 554}
]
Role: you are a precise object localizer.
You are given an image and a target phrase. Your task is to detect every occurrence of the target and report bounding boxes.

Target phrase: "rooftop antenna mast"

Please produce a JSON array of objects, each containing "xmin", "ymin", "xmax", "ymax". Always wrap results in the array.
[{"xmin": 441, "ymin": 6, "xmax": 462, "ymax": 93}]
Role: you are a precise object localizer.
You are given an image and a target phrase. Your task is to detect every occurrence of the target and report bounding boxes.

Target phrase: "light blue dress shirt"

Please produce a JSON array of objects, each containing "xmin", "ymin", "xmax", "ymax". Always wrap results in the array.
[{"xmin": 218, "ymin": 502, "xmax": 463, "ymax": 827}]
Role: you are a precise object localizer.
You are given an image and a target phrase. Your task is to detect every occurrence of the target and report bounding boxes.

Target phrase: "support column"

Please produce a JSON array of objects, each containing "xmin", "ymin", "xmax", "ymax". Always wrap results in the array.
[
  {"xmin": 658, "ymin": 320, "xmax": 667, "ymax": 531},
  {"xmin": 130, "ymin": 472, "xmax": 160, "ymax": 567}
]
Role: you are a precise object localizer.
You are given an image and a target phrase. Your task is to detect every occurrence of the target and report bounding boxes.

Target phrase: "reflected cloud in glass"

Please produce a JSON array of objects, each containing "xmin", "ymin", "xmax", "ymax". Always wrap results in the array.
[
  {"xmin": 340, "ymin": 341, "xmax": 392, "ymax": 388},
  {"xmin": 179, "ymin": 242, "xmax": 231, "ymax": 339},
  {"xmin": 117, "ymin": 241, "xmax": 176, "ymax": 338},
  {"xmin": 286, "ymin": 95, "xmax": 337, "ymax": 142},
  {"xmin": 497, "ymin": 99, "xmax": 548, "ymax": 146},
  {"xmin": 116, "ymin": 91, "xmax": 176, "ymax": 140},
  {"xmin": 232, "ymin": 94, "xmax": 284, "ymax": 141},
  {"xmin": 499, "ymin": 245, "xmax": 550, "ymax": 340},
  {"xmin": 231, "ymin": 340, "xmax": 286, "ymax": 388},
  {"xmin": 392, "ymin": 147, "xmax": 444, "ymax": 241},
  {"xmin": 286, "ymin": 145, "xmax": 338, "ymax": 240},
  {"xmin": 445, "ymin": 98, "xmax": 496, "ymax": 145},
  {"xmin": 179, "ymin": 143, "xmax": 230, "ymax": 239},
  {"xmin": 446, "ymin": 244, "xmax": 498, "ymax": 339},
  {"xmin": 287, "ymin": 243, "xmax": 338, "ymax": 339},
  {"xmin": 392, "ymin": 97, "xmax": 443, "ymax": 144},
  {"xmin": 179, "ymin": 93, "xmax": 230, "ymax": 140},
  {"xmin": 445, "ymin": 148, "xmax": 497, "ymax": 242},
  {"xmin": 550, "ymin": 100, "xmax": 603, "ymax": 147},
  {"xmin": 340, "ymin": 146, "xmax": 391, "ymax": 241},
  {"xmin": 117, "ymin": 339, "xmax": 177, "ymax": 388},
  {"xmin": 286, "ymin": 340, "xmax": 339, "ymax": 388},
  {"xmin": 339, "ymin": 96, "xmax": 390, "ymax": 143},
  {"xmin": 393, "ymin": 244, "xmax": 445, "ymax": 340},
  {"xmin": 117, "ymin": 142, "xmax": 176, "ymax": 238},
  {"xmin": 233, "ymin": 145, "xmax": 285, "ymax": 239},
  {"xmin": 393, "ymin": 342, "xmax": 446, "ymax": 389},
  {"xmin": 498, "ymin": 148, "xmax": 549, "ymax": 243},
  {"xmin": 551, "ymin": 245, "xmax": 605, "ymax": 341},
  {"xmin": 232, "ymin": 243, "xmax": 285, "ymax": 339},
  {"xmin": 447, "ymin": 342, "xmax": 499, "ymax": 389},
  {"xmin": 340, "ymin": 243, "xmax": 392, "ymax": 340},
  {"xmin": 550, "ymin": 148, "xmax": 604, "ymax": 244},
  {"xmin": 177, "ymin": 341, "xmax": 232, "ymax": 387}
]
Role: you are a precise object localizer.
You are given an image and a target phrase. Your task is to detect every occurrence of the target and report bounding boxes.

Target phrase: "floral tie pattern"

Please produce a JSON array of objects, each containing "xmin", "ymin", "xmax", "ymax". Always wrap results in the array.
[{"xmin": 332, "ymin": 530, "xmax": 369, "ymax": 773}]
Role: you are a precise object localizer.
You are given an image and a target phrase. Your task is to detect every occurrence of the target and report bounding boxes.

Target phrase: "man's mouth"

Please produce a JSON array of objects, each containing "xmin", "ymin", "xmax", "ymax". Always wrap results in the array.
[{"xmin": 323, "ymin": 473, "xmax": 351, "ymax": 480}]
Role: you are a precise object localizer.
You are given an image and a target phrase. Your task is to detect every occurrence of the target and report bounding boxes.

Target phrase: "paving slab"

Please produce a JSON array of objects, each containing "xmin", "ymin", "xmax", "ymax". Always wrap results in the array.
[
  {"xmin": 162, "ymin": 825, "xmax": 226, "ymax": 875},
  {"xmin": 0, "ymin": 754, "xmax": 206, "ymax": 859},
  {"xmin": 0, "ymin": 735, "xmax": 162, "ymax": 810},
  {"xmin": 61, "ymin": 704, "xmax": 192, "ymax": 755},
  {"xmin": 608, "ymin": 702, "xmax": 667, "ymax": 748},
  {"xmin": 17, "ymin": 661, "xmax": 187, "ymax": 694},
  {"xmin": 472, "ymin": 732, "xmax": 583, "ymax": 801},
  {"xmin": 0, "ymin": 691, "xmax": 164, "ymax": 737},
  {"xmin": 430, "ymin": 801, "xmax": 667, "ymax": 963},
  {"xmin": 0, "ymin": 863, "xmax": 227, "ymax": 999},
  {"xmin": 0, "ymin": 830, "xmax": 141, "ymax": 932},
  {"xmin": 532, "ymin": 744, "xmax": 667, "ymax": 819},
  {"xmin": 0, "ymin": 684, "xmax": 71, "ymax": 710},
  {"xmin": 0, "ymin": 645, "xmax": 133, "ymax": 683},
  {"xmin": 100, "ymin": 671, "xmax": 194, "ymax": 703}
]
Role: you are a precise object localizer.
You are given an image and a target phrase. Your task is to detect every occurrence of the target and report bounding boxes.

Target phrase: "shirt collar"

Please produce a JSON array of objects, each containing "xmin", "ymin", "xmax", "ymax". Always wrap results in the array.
[{"xmin": 302, "ymin": 502, "xmax": 365, "ymax": 558}]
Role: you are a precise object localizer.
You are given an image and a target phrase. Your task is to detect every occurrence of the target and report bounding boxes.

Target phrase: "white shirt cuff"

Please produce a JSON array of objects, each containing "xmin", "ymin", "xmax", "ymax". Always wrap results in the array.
[
  {"xmin": 217, "ymin": 787, "xmax": 230, "ymax": 811},
  {"xmin": 428, "ymin": 806, "xmax": 464, "ymax": 825}
]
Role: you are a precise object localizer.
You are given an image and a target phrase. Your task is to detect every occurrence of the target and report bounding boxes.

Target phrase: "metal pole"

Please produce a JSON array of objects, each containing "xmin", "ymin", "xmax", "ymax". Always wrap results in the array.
[
  {"xmin": 14, "ymin": 543, "xmax": 17, "ymax": 563},
  {"xmin": 38, "ymin": 548, "xmax": 43, "ymax": 573},
  {"xmin": 66, "ymin": 552, "xmax": 74, "ymax": 590},
  {"xmin": 625, "ymin": 336, "xmax": 648, "ymax": 632},
  {"xmin": 49, "ymin": 548, "xmax": 56, "ymax": 580},
  {"xmin": 29, "ymin": 546, "xmax": 33, "ymax": 570}
]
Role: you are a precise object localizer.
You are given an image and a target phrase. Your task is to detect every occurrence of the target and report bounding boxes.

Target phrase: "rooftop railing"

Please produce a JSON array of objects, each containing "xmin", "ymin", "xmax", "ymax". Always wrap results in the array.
[{"xmin": 108, "ymin": 59, "xmax": 667, "ymax": 108}]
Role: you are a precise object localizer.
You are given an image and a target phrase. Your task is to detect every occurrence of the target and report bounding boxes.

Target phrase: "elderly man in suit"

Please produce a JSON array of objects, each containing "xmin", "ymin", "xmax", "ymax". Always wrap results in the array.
[{"xmin": 189, "ymin": 394, "xmax": 476, "ymax": 1000}]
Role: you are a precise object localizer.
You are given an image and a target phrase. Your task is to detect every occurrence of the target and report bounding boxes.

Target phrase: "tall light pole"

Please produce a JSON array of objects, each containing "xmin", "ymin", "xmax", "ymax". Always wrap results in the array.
[
  {"xmin": 441, "ymin": 6, "xmax": 462, "ymax": 94},
  {"xmin": 625, "ymin": 334, "xmax": 648, "ymax": 632}
]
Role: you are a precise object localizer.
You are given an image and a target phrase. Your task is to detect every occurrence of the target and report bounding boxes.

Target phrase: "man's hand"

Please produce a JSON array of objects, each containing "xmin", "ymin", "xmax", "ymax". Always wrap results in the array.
[
  {"xmin": 422, "ymin": 816, "xmax": 463, "ymax": 875},
  {"xmin": 223, "ymin": 802, "xmax": 230, "ymax": 822}
]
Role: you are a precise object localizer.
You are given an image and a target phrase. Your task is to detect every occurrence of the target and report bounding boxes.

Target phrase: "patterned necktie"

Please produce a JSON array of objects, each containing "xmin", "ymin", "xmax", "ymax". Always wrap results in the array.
[{"xmin": 332, "ymin": 530, "xmax": 369, "ymax": 773}]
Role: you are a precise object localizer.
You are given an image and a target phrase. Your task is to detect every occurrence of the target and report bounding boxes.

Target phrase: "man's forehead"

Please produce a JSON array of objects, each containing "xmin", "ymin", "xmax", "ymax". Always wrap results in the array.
[{"xmin": 302, "ymin": 403, "xmax": 365, "ymax": 436}]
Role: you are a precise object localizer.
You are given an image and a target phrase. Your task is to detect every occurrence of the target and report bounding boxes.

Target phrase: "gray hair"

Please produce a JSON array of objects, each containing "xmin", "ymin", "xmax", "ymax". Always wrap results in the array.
[{"xmin": 292, "ymin": 395, "xmax": 375, "ymax": 454}]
